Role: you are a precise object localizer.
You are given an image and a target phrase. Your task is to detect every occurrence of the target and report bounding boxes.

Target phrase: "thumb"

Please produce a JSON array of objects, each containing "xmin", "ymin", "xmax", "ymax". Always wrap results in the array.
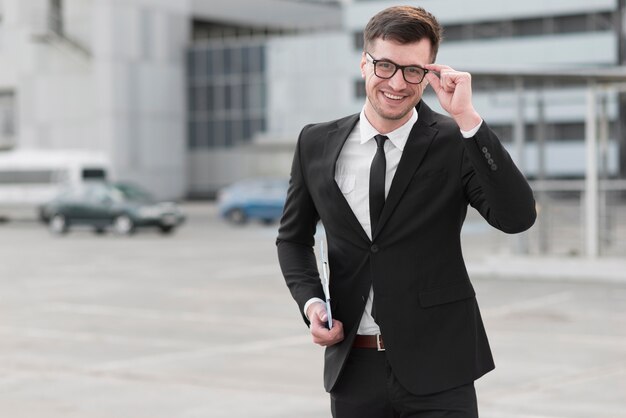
[{"xmin": 319, "ymin": 309, "xmax": 328, "ymax": 322}]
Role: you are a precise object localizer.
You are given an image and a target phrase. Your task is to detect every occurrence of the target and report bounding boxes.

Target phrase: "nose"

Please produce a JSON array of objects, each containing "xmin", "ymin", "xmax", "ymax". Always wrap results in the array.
[{"xmin": 388, "ymin": 69, "xmax": 407, "ymax": 90}]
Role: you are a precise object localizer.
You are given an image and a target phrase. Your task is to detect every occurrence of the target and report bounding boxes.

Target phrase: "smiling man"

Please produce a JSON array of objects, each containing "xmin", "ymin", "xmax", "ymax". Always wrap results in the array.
[{"xmin": 277, "ymin": 6, "xmax": 536, "ymax": 418}]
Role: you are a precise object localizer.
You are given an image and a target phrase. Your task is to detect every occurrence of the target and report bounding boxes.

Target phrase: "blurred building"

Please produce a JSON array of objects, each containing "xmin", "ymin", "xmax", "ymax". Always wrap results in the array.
[{"xmin": 0, "ymin": 0, "xmax": 622, "ymax": 199}]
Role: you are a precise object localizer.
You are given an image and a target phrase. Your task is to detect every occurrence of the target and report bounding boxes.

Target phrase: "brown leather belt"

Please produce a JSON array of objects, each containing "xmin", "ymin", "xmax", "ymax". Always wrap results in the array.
[{"xmin": 353, "ymin": 334, "xmax": 385, "ymax": 351}]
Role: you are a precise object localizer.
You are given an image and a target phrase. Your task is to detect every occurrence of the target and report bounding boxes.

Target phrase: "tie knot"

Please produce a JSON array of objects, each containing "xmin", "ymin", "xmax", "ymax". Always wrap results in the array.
[{"xmin": 374, "ymin": 135, "xmax": 388, "ymax": 148}]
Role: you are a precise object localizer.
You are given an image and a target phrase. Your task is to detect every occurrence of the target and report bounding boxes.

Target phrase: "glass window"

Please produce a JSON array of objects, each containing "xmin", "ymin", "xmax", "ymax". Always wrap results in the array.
[
  {"xmin": 224, "ymin": 119, "xmax": 240, "ymax": 147},
  {"xmin": 188, "ymin": 120, "xmax": 196, "ymax": 148},
  {"xmin": 205, "ymin": 85, "xmax": 214, "ymax": 114},
  {"xmin": 195, "ymin": 120, "xmax": 208, "ymax": 148},
  {"xmin": 473, "ymin": 21, "xmax": 513, "ymax": 39},
  {"xmin": 82, "ymin": 168, "xmax": 107, "ymax": 180},
  {"xmin": 248, "ymin": 81, "xmax": 263, "ymax": 110},
  {"xmin": 554, "ymin": 123, "xmax": 584, "ymax": 141},
  {"xmin": 241, "ymin": 46, "xmax": 251, "ymax": 74},
  {"xmin": 224, "ymin": 84, "xmax": 232, "ymax": 110},
  {"xmin": 206, "ymin": 119, "xmax": 216, "ymax": 148},
  {"xmin": 443, "ymin": 25, "xmax": 465, "ymax": 42},
  {"xmin": 241, "ymin": 80, "xmax": 250, "ymax": 109},
  {"xmin": 194, "ymin": 49, "xmax": 207, "ymax": 77},
  {"xmin": 186, "ymin": 51, "xmax": 195, "ymax": 79},
  {"xmin": 230, "ymin": 84, "xmax": 242, "ymax": 111},
  {"xmin": 206, "ymin": 48, "xmax": 214, "ymax": 77},
  {"xmin": 554, "ymin": 14, "xmax": 589, "ymax": 34},
  {"xmin": 222, "ymin": 48, "xmax": 232, "ymax": 75},
  {"xmin": 214, "ymin": 84, "xmax": 225, "ymax": 113},
  {"xmin": 243, "ymin": 117, "xmax": 252, "ymax": 140},
  {"xmin": 186, "ymin": 42, "xmax": 267, "ymax": 150},
  {"xmin": 513, "ymin": 17, "xmax": 545, "ymax": 37},
  {"xmin": 353, "ymin": 31, "xmax": 364, "ymax": 50},
  {"xmin": 212, "ymin": 48, "xmax": 223, "ymax": 75},
  {"xmin": 590, "ymin": 12, "xmax": 614, "ymax": 31},
  {"xmin": 211, "ymin": 119, "xmax": 225, "ymax": 148},
  {"xmin": 195, "ymin": 84, "xmax": 207, "ymax": 111},
  {"xmin": 187, "ymin": 86, "xmax": 196, "ymax": 114},
  {"xmin": 258, "ymin": 45, "xmax": 266, "ymax": 72}
]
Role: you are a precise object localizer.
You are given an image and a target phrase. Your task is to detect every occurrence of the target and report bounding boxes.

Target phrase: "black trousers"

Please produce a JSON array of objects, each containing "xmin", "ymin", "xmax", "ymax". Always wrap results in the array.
[{"xmin": 330, "ymin": 348, "xmax": 478, "ymax": 418}]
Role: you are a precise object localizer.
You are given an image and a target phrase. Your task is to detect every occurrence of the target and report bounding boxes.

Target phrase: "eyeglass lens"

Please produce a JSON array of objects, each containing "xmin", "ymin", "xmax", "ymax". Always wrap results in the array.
[{"xmin": 375, "ymin": 61, "xmax": 426, "ymax": 84}]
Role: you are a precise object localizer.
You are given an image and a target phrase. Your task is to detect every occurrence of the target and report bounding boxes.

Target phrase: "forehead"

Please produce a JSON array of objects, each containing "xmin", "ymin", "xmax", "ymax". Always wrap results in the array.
[{"xmin": 369, "ymin": 38, "xmax": 432, "ymax": 64}]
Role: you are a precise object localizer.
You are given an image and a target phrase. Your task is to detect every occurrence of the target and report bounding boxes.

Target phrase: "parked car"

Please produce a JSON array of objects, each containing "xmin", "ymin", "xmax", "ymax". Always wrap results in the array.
[
  {"xmin": 39, "ymin": 181, "xmax": 186, "ymax": 235},
  {"xmin": 216, "ymin": 177, "xmax": 288, "ymax": 224}
]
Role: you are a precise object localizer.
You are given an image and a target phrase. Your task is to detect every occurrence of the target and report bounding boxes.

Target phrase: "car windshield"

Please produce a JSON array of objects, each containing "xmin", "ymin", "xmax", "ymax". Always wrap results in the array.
[{"xmin": 113, "ymin": 183, "xmax": 154, "ymax": 201}]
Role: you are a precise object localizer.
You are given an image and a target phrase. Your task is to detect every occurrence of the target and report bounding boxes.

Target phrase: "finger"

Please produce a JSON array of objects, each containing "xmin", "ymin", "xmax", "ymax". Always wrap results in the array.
[
  {"xmin": 329, "ymin": 322, "xmax": 344, "ymax": 341},
  {"xmin": 440, "ymin": 71, "xmax": 458, "ymax": 93},
  {"xmin": 425, "ymin": 71, "xmax": 442, "ymax": 94},
  {"xmin": 319, "ymin": 310, "xmax": 327, "ymax": 322},
  {"xmin": 311, "ymin": 320, "xmax": 343, "ymax": 346},
  {"xmin": 424, "ymin": 63, "xmax": 454, "ymax": 73}
]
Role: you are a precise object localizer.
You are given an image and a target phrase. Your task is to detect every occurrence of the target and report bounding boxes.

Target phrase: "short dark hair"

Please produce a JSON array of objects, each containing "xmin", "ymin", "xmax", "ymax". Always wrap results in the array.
[{"xmin": 363, "ymin": 6, "xmax": 443, "ymax": 62}]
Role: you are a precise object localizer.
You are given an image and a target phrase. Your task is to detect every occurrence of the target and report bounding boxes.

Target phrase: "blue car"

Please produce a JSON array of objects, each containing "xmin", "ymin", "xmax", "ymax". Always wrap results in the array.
[{"xmin": 217, "ymin": 178, "xmax": 288, "ymax": 224}]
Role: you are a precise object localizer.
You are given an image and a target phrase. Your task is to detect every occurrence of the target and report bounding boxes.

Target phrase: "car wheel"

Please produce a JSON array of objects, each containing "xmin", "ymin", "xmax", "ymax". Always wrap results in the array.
[
  {"xmin": 226, "ymin": 208, "xmax": 248, "ymax": 224},
  {"xmin": 49, "ymin": 214, "xmax": 69, "ymax": 234},
  {"xmin": 159, "ymin": 225, "xmax": 174, "ymax": 234},
  {"xmin": 112, "ymin": 215, "xmax": 135, "ymax": 235}
]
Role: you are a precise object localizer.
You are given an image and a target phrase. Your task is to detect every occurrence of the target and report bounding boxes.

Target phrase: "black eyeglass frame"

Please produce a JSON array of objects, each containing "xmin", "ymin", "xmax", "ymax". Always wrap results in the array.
[{"xmin": 365, "ymin": 52, "xmax": 429, "ymax": 85}]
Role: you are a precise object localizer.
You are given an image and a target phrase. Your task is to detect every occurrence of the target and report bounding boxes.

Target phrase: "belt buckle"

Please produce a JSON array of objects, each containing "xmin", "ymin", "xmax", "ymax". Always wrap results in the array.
[{"xmin": 376, "ymin": 334, "xmax": 385, "ymax": 351}]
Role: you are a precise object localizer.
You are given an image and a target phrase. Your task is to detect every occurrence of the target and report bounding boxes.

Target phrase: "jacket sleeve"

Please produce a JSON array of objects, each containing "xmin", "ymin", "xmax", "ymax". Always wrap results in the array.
[
  {"xmin": 276, "ymin": 125, "xmax": 324, "ymax": 325},
  {"xmin": 461, "ymin": 121, "xmax": 537, "ymax": 233}
]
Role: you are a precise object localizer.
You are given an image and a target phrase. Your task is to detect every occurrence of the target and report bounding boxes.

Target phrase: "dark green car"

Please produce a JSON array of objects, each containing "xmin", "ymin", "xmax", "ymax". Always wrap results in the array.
[{"xmin": 39, "ymin": 182, "xmax": 185, "ymax": 235}]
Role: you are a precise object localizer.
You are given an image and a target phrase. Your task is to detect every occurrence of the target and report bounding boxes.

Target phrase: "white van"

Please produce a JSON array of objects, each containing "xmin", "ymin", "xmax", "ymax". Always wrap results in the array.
[{"xmin": 0, "ymin": 149, "xmax": 110, "ymax": 219}]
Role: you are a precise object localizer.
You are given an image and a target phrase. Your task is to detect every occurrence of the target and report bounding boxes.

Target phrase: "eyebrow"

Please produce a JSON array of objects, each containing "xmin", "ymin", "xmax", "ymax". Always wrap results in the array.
[{"xmin": 366, "ymin": 53, "xmax": 425, "ymax": 69}]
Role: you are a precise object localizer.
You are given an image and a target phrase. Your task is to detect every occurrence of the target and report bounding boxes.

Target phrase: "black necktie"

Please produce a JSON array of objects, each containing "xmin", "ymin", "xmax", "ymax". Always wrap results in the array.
[{"xmin": 369, "ymin": 134, "xmax": 388, "ymax": 234}]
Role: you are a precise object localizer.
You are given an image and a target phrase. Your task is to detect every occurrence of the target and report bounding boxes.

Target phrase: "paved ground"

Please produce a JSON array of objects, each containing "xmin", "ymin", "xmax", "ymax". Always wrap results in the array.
[{"xmin": 0, "ymin": 203, "xmax": 624, "ymax": 417}]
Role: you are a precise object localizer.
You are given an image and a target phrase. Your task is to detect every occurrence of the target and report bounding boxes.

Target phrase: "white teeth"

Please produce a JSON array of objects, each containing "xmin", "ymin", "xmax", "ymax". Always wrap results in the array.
[{"xmin": 384, "ymin": 92, "xmax": 403, "ymax": 100}]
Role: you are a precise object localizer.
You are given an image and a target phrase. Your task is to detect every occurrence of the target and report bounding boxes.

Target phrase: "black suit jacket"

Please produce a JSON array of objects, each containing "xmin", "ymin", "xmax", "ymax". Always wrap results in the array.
[{"xmin": 277, "ymin": 101, "xmax": 536, "ymax": 395}]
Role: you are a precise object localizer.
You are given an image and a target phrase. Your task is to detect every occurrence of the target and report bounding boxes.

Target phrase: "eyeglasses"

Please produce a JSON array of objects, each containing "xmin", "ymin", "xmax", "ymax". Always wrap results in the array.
[{"xmin": 365, "ymin": 52, "xmax": 429, "ymax": 85}]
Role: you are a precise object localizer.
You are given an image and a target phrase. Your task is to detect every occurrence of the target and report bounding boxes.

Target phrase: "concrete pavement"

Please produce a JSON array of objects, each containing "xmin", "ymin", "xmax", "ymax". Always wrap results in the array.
[{"xmin": 0, "ymin": 202, "xmax": 624, "ymax": 417}]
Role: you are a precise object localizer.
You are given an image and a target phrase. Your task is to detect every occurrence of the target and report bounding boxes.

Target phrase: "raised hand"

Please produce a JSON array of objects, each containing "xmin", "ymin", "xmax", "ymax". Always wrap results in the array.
[{"xmin": 424, "ymin": 64, "xmax": 482, "ymax": 131}]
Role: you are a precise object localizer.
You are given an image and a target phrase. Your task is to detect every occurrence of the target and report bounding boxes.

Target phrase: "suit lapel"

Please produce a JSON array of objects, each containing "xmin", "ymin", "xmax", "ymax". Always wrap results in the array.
[
  {"xmin": 326, "ymin": 114, "xmax": 372, "ymax": 243},
  {"xmin": 372, "ymin": 102, "xmax": 438, "ymax": 239}
]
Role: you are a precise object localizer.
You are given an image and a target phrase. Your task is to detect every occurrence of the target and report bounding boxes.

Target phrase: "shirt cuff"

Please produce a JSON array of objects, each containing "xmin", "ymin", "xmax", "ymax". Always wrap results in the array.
[
  {"xmin": 304, "ymin": 297, "xmax": 326, "ymax": 320},
  {"xmin": 460, "ymin": 120, "xmax": 483, "ymax": 138}
]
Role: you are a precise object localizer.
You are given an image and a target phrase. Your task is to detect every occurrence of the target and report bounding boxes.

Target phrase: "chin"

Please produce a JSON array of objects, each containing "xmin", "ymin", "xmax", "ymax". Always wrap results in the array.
[{"xmin": 380, "ymin": 107, "xmax": 413, "ymax": 121}]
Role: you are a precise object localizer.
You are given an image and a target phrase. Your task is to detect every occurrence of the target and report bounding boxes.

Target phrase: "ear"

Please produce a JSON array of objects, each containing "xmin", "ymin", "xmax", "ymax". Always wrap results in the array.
[{"xmin": 360, "ymin": 52, "xmax": 367, "ymax": 76}]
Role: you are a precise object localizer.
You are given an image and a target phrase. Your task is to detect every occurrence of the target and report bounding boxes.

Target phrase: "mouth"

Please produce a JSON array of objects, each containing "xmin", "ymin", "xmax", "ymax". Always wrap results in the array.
[{"xmin": 382, "ymin": 91, "xmax": 406, "ymax": 101}]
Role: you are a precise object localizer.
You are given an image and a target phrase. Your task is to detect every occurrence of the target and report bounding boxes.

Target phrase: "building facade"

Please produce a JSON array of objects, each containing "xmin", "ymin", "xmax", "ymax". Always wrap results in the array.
[{"xmin": 0, "ymin": 0, "xmax": 622, "ymax": 198}]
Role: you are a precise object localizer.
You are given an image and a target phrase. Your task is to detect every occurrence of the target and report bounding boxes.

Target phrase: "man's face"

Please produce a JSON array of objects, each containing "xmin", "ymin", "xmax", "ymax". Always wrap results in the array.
[{"xmin": 360, "ymin": 38, "xmax": 432, "ymax": 132}]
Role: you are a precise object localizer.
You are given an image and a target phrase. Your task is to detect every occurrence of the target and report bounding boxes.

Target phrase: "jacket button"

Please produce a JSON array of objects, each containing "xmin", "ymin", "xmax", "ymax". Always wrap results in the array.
[
  {"xmin": 487, "ymin": 158, "xmax": 494, "ymax": 165},
  {"xmin": 490, "ymin": 164, "xmax": 498, "ymax": 171},
  {"xmin": 370, "ymin": 244, "xmax": 379, "ymax": 253},
  {"xmin": 484, "ymin": 152, "xmax": 491, "ymax": 159},
  {"xmin": 482, "ymin": 146, "xmax": 488, "ymax": 154}
]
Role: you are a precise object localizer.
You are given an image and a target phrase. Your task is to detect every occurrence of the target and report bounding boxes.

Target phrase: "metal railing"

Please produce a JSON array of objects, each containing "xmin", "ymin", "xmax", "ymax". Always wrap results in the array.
[{"xmin": 525, "ymin": 179, "xmax": 626, "ymax": 257}]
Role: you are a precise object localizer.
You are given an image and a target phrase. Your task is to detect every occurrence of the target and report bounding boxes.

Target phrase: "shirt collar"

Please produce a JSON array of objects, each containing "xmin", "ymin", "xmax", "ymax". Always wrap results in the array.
[{"xmin": 359, "ymin": 107, "xmax": 418, "ymax": 152}]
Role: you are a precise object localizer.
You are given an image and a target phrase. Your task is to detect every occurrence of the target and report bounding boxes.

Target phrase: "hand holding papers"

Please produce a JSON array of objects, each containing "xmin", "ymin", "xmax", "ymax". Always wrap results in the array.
[{"xmin": 319, "ymin": 240, "xmax": 333, "ymax": 329}]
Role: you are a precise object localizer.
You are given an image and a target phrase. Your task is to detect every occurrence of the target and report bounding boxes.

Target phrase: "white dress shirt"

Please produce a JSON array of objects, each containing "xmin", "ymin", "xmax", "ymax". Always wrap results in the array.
[
  {"xmin": 335, "ymin": 108, "xmax": 418, "ymax": 334},
  {"xmin": 304, "ymin": 107, "xmax": 482, "ymax": 335}
]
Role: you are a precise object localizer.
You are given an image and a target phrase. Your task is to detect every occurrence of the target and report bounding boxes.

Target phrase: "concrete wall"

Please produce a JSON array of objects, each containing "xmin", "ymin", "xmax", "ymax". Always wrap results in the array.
[
  {"xmin": 0, "ymin": 0, "xmax": 191, "ymax": 199},
  {"xmin": 92, "ymin": 0, "xmax": 190, "ymax": 199}
]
